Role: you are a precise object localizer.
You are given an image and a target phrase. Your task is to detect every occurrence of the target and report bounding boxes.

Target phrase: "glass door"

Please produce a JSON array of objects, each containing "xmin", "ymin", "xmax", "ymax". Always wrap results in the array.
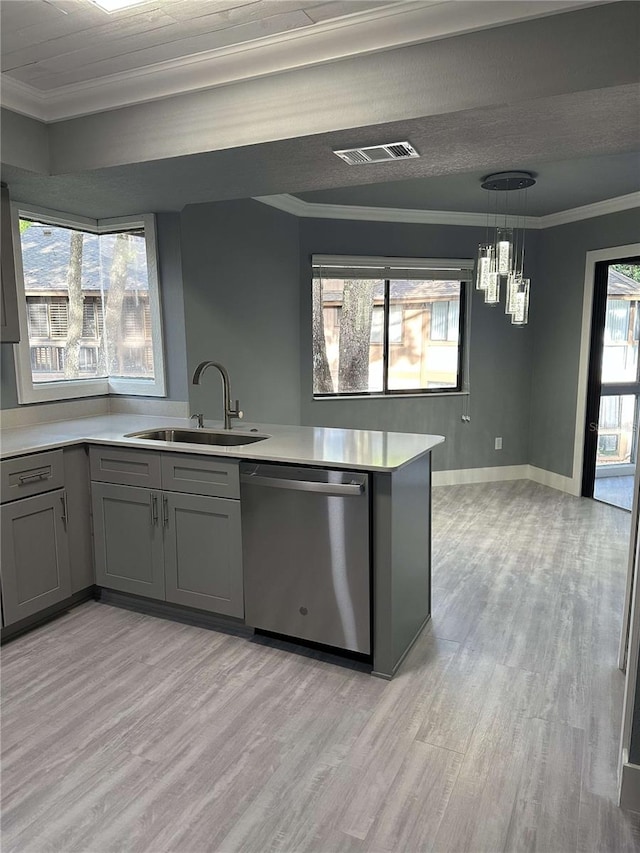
[{"xmin": 584, "ymin": 259, "xmax": 640, "ymax": 510}]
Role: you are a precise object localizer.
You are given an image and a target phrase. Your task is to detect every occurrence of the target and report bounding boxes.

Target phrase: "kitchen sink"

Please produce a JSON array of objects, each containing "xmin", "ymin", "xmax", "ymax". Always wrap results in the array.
[{"xmin": 125, "ymin": 428, "xmax": 270, "ymax": 446}]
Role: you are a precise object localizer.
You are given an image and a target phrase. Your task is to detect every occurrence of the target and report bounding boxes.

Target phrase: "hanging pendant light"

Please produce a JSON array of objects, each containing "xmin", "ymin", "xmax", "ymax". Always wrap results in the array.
[
  {"xmin": 475, "ymin": 243, "xmax": 494, "ymax": 292},
  {"xmin": 474, "ymin": 171, "xmax": 536, "ymax": 323}
]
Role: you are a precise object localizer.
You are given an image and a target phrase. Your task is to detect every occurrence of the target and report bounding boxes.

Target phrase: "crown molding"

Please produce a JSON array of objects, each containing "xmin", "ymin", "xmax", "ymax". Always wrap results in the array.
[
  {"xmin": 255, "ymin": 191, "xmax": 640, "ymax": 229},
  {"xmin": 0, "ymin": 76, "xmax": 47, "ymax": 120},
  {"xmin": 537, "ymin": 191, "xmax": 640, "ymax": 227},
  {"xmin": 0, "ymin": 1, "xmax": 592, "ymax": 122}
]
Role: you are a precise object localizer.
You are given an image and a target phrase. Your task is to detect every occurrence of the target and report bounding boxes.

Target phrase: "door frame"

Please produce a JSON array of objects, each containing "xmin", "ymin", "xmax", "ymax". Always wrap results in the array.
[
  {"xmin": 573, "ymin": 243, "xmax": 640, "ymax": 496},
  {"xmin": 573, "ymin": 243, "xmax": 640, "ymax": 674}
]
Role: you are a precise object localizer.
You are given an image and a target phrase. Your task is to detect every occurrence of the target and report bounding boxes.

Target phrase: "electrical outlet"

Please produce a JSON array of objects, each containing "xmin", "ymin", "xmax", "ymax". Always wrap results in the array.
[{"xmin": 495, "ymin": 437, "xmax": 503, "ymax": 450}]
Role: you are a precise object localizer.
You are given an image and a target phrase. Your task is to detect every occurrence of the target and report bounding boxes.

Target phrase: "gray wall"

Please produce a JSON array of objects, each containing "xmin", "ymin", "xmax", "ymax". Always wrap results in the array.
[
  {"xmin": 529, "ymin": 208, "xmax": 640, "ymax": 478},
  {"xmin": 298, "ymin": 217, "xmax": 535, "ymax": 472},
  {"xmin": 180, "ymin": 198, "xmax": 301, "ymax": 426},
  {"xmin": 154, "ymin": 212, "xmax": 188, "ymax": 402},
  {"xmin": 0, "ymin": 212, "xmax": 188, "ymax": 409}
]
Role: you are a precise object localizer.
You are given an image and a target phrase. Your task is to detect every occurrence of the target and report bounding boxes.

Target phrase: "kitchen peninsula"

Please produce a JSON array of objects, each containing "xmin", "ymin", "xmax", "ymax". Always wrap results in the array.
[{"xmin": 0, "ymin": 415, "xmax": 444, "ymax": 678}]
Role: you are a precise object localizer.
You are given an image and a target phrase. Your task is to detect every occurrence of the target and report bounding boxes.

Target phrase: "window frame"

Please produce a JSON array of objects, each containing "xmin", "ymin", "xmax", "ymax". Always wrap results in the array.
[
  {"xmin": 11, "ymin": 204, "xmax": 166, "ymax": 404},
  {"xmin": 312, "ymin": 255, "xmax": 471, "ymax": 399}
]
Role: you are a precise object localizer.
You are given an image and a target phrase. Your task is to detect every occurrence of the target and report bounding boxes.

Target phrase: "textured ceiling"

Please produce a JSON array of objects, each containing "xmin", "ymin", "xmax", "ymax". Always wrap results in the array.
[
  {"xmin": 2, "ymin": 81, "xmax": 639, "ymax": 220},
  {"xmin": 1, "ymin": 0, "xmax": 397, "ymax": 90},
  {"xmin": 296, "ymin": 151, "xmax": 640, "ymax": 216}
]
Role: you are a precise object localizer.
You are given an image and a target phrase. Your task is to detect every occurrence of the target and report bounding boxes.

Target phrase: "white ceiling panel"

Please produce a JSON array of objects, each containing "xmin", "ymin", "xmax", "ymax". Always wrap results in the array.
[
  {"xmin": 1, "ymin": 7, "xmax": 176, "ymax": 61},
  {"xmin": 20, "ymin": 2, "xmax": 321, "ymax": 75},
  {"xmin": 11, "ymin": 9, "xmax": 317, "ymax": 89},
  {"xmin": 1, "ymin": 0, "xmax": 398, "ymax": 89}
]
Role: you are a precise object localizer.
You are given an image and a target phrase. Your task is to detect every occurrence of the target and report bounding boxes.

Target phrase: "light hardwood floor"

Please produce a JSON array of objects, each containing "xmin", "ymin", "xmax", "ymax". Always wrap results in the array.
[{"xmin": 2, "ymin": 480, "xmax": 640, "ymax": 852}]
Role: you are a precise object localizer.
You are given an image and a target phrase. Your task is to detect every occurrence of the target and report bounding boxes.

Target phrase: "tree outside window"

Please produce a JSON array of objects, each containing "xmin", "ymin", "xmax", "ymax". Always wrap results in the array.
[
  {"xmin": 313, "ymin": 262, "xmax": 466, "ymax": 396},
  {"xmin": 19, "ymin": 218, "xmax": 155, "ymax": 386}
]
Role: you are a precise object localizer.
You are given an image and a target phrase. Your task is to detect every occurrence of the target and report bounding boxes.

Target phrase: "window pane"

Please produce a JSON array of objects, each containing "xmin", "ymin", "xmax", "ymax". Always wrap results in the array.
[
  {"xmin": 99, "ymin": 231, "xmax": 155, "ymax": 380},
  {"xmin": 388, "ymin": 280, "xmax": 462, "ymax": 391},
  {"xmin": 447, "ymin": 300, "xmax": 460, "ymax": 342},
  {"xmin": 431, "ymin": 301, "xmax": 448, "ymax": 341},
  {"xmin": 597, "ymin": 394, "xmax": 636, "ymax": 468},
  {"xmin": 312, "ymin": 277, "xmax": 383, "ymax": 394},
  {"xmin": 389, "ymin": 305, "xmax": 403, "ymax": 344},
  {"xmin": 605, "ymin": 299, "xmax": 629, "ymax": 343},
  {"xmin": 370, "ymin": 306, "xmax": 384, "ymax": 344},
  {"xmin": 19, "ymin": 220, "xmax": 106, "ymax": 383},
  {"xmin": 602, "ymin": 266, "xmax": 640, "ymax": 383}
]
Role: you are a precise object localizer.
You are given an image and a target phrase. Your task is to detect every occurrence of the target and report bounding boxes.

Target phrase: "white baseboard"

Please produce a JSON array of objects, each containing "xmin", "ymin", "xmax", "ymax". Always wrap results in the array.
[
  {"xmin": 619, "ymin": 755, "xmax": 640, "ymax": 812},
  {"xmin": 108, "ymin": 397, "xmax": 189, "ymax": 417},
  {"xmin": 432, "ymin": 465, "xmax": 529, "ymax": 486},
  {"xmin": 526, "ymin": 465, "xmax": 578, "ymax": 496},
  {"xmin": 432, "ymin": 464, "xmax": 579, "ymax": 495}
]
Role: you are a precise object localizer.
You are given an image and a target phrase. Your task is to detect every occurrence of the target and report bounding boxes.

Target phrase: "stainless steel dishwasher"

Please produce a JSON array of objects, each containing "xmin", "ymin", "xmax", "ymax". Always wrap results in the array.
[{"xmin": 240, "ymin": 463, "xmax": 370, "ymax": 655}]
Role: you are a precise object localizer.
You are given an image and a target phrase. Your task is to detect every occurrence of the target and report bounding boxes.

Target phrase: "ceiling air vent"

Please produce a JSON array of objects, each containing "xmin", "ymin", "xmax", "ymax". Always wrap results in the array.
[{"xmin": 333, "ymin": 141, "xmax": 419, "ymax": 165}]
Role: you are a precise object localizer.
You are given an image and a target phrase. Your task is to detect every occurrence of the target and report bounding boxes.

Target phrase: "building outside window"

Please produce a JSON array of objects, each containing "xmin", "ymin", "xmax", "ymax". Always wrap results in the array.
[
  {"xmin": 12, "ymin": 208, "xmax": 165, "ymax": 403},
  {"xmin": 312, "ymin": 255, "xmax": 470, "ymax": 396}
]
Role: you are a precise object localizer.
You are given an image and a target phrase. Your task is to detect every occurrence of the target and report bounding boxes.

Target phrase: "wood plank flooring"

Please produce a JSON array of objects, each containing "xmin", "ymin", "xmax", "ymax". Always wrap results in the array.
[{"xmin": 3, "ymin": 480, "xmax": 640, "ymax": 852}]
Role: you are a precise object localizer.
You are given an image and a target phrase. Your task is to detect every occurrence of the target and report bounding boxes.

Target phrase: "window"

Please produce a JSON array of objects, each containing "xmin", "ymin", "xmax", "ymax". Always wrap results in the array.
[
  {"xmin": 430, "ymin": 300, "xmax": 460, "ymax": 342},
  {"xmin": 598, "ymin": 433, "xmax": 620, "ymax": 455},
  {"xmin": 312, "ymin": 255, "xmax": 470, "ymax": 396},
  {"xmin": 12, "ymin": 207, "xmax": 165, "ymax": 403},
  {"xmin": 599, "ymin": 395, "xmax": 622, "ymax": 429},
  {"xmin": 604, "ymin": 299, "xmax": 630, "ymax": 343}
]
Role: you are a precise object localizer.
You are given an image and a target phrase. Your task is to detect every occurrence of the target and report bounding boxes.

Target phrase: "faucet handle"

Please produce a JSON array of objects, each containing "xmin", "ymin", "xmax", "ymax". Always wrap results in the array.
[
  {"xmin": 190, "ymin": 413, "xmax": 204, "ymax": 429},
  {"xmin": 232, "ymin": 400, "xmax": 243, "ymax": 419}
]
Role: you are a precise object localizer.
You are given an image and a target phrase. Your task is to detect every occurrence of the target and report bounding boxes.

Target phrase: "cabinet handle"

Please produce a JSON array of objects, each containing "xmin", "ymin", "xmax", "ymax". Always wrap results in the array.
[
  {"xmin": 60, "ymin": 492, "xmax": 68, "ymax": 527},
  {"xmin": 18, "ymin": 470, "xmax": 50, "ymax": 485},
  {"xmin": 151, "ymin": 493, "xmax": 159, "ymax": 526},
  {"xmin": 162, "ymin": 495, "xmax": 169, "ymax": 528}
]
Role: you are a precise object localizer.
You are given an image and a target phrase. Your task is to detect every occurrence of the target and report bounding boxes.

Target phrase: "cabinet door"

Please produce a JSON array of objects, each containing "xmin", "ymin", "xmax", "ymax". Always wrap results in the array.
[
  {"xmin": 92, "ymin": 482, "xmax": 164, "ymax": 600},
  {"xmin": 164, "ymin": 493, "xmax": 243, "ymax": 618},
  {"xmin": 0, "ymin": 489, "xmax": 71, "ymax": 626},
  {"xmin": 0, "ymin": 184, "xmax": 20, "ymax": 343}
]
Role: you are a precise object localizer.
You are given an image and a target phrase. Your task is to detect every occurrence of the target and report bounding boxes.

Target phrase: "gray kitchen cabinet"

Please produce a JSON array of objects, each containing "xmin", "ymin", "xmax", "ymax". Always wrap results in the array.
[
  {"xmin": 0, "ymin": 489, "xmax": 71, "ymax": 625},
  {"xmin": 90, "ymin": 445, "xmax": 161, "ymax": 489},
  {"xmin": 0, "ymin": 183, "xmax": 20, "ymax": 343},
  {"xmin": 63, "ymin": 446, "xmax": 94, "ymax": 593},
  {"xmin": 161, "ymin": 453, "xmax": 240, "ymax": 499},
  {"xmin": 90, "ymin": 447, "xmax": 243, "ymax": 617},
  {"xmin": 0, "ymin": 447, "xmax": 93, "ymax": 630},
  {"xmin": 164, "ymin": 491, "xmax": 243, "ymax": 617},
  {"xmin": 92, "ymin": 482, "xmax": 165, "ymax": 600}
]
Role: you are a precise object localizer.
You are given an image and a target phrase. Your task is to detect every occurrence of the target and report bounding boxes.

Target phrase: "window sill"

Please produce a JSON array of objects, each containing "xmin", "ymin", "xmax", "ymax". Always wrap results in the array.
[
  {"xmin": 312, "ymin": 391, "xmax": 469, "ymax": 401},
  {"xmin": 15, "ymin": 376, "xmax": 166, "ymax": 405}
]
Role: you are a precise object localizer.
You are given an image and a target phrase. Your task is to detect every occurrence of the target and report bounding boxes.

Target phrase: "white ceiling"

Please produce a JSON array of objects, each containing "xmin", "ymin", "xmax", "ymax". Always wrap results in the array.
[
  {"xmin": 0, "ymin": 0, "xmax": 595, "ymax": 121},
  {"xmin": 1, "ymin": 0, "xmax": 395, "ymax": 90},
  {"xmin": 0, "ymin": 1, "xmax": 637, "ymax": 222}
]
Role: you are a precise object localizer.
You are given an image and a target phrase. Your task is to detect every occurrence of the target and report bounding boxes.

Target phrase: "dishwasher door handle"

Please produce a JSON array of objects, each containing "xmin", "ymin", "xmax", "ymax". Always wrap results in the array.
[{"xmin": 240, "ymin": 474, "xmax": 364, "ymax": 496}]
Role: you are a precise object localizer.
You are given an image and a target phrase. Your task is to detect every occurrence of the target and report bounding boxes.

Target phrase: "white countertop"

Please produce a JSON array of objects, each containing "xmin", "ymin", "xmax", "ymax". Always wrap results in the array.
[{"xmin": 0, "ymin": 414, "xmax": 444, "ymax": 472}]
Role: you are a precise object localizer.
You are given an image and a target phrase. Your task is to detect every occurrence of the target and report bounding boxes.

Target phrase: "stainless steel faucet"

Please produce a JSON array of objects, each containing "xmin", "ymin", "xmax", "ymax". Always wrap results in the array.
[{"xmin": 191, "ymin": 361, "xmax": 243, "ymax": 430}]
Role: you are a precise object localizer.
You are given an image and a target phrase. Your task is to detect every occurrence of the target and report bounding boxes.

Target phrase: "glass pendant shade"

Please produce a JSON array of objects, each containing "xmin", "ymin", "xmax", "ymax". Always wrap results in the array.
[
  {"xmin": 475, "ymin": 171, "xmax": 535, "ymax": 324},
  {"xmin": 495, "ymin": 228, "xmax": 513, "ymax": 275},
  {"xmin": 475, "ymin": 244, "xmax": 494, "ymax": 291},
  {"xmin": 510, "ymin": 278, "xmax": 530, "ymax": 325},
  {"xmin": 505, "ymin": 272, "xmax": 519, "ymax": 315},
  {"xmin": 484, "ymin": 271, "xmax": 500, "ymax": 305}
]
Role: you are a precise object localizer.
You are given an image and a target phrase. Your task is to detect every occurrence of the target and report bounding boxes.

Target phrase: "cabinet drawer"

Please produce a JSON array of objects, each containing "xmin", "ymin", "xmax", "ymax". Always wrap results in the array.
[
  {"xmin": 1, "ymin": 449, "xmax": 64, "ymax": 503},
  {"xmin": 161, "ymin": 453, "xmax": 240, "ymax": 498},
  {"xmin": 90, "ymin": 446, "xmax": 161, "ymax": 488}
]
